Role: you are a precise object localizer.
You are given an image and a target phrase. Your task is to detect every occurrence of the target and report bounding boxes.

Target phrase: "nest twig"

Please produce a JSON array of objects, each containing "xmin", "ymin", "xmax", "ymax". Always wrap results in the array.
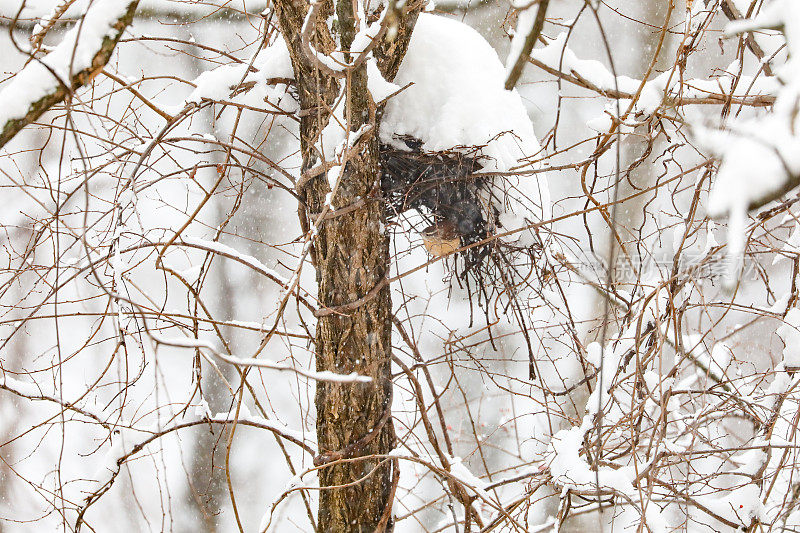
[
  {"xmin": 379, "ymin": 136, "xmax": 551, "ymax": 378},
  {"xmin": 380, "ymin": 138, "xmax": 490, "ymax": 243}
]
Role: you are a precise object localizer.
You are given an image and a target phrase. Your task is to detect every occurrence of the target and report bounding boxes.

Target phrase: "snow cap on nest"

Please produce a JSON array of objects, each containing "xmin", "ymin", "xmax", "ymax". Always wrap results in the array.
[
  {"xmin": 381, "ymin": 13, "xmax": 541, "ymax": 170},
  {"xmin": 380, "ymin": 13, "xmax": 550, "ymax": 233}
]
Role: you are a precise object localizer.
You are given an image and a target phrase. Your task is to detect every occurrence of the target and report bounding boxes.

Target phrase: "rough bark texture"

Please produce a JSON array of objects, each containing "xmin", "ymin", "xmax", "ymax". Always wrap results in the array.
[
  {"xmin": 313, "ymin": 144, "xmax": 395, "ymax": 532},
  {"xmin": 271, "ymin": 0, "xmax": 420, "ymax": 530}
]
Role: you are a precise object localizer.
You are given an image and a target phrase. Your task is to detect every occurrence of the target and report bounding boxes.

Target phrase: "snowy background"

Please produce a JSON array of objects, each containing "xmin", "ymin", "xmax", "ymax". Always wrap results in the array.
[{"xmin": 1, "ymin": 0, "xmax": 799, "ymax": 531}]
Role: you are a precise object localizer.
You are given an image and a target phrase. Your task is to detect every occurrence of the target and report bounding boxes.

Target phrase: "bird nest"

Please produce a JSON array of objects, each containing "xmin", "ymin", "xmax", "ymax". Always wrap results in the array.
[
  {"xmin": 379, "ymin": 137, "xmax": 549, "ymax": 377},
  {"xmin": 379, "ymin": 136, "xmax": 544, "ymax": 273},
  {"xmin": 380, "ymin": 137, "xmax": 493, "ymax": 270}
]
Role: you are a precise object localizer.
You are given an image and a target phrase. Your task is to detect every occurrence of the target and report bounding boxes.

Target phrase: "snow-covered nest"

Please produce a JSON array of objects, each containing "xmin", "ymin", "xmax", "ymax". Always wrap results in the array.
[
  {"xmin": 381, "ymin": 138, "xmax": 487, "ymax": 238},
  {"xmin": 377, "ymin": 13, "xmax": 550, "ymax": 267}
]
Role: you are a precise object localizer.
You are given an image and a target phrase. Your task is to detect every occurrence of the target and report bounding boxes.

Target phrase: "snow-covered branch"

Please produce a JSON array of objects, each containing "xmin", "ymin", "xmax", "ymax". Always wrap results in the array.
[{"xmin": 0, "ymin": 0, "xmax": 140, "ymax": 149}]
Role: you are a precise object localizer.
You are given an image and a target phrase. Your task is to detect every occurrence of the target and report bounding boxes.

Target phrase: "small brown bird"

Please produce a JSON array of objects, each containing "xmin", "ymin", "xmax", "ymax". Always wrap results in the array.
[{"xmin": 421, "ymin": 221, "xmax": 461, "ymax": 257}]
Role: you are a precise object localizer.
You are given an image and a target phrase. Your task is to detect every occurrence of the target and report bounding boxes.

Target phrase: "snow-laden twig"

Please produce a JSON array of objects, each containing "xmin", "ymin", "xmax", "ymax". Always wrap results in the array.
[
  {"xmin": 151, "ymin": 334, "xmax": 373, "ymax": 383},
  {"xmin": 0, "ymin": 0, "xmax": 140, "ymax": 149},
  {"xmin": 180, "ymin": 236, "xmax": 289, "ymax": 286},
  {"xmin": 697, "ymin": 0, "xmax": 799, "ymax": 281},
  {"xmin": 528, "ymin": 32, "xmax": 777, "ymax": 117},
  {"xmin": 74, "ymin": 413, "xmax": 313, "ymax": 531},
  {"xmin": 504, "ymin": 0, "xmax": 550, "ymax": 90},
  {"xmin": 299, "ymin": 0, "xmax": 387, "ymax": 78},
  {"xmin": 0, "ymin": 372, "xmax": 110, "ymax": 427}
]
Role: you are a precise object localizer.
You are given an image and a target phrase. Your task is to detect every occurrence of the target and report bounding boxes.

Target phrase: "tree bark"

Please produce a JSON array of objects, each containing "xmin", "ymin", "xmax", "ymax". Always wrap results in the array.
[{"xmin": 270, "ymin": 0, "xmax": 420, "ymax": 529}]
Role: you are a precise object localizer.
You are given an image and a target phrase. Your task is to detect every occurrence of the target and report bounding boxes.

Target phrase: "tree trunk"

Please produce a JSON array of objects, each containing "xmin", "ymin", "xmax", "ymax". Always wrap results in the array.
[
  {"xmin": 271, "ymin": 0, "xmax": 419, "ymax": 529},
  {"xmin": 313, "ymin": 145, "xmax": 395, "ymax": 532}
]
